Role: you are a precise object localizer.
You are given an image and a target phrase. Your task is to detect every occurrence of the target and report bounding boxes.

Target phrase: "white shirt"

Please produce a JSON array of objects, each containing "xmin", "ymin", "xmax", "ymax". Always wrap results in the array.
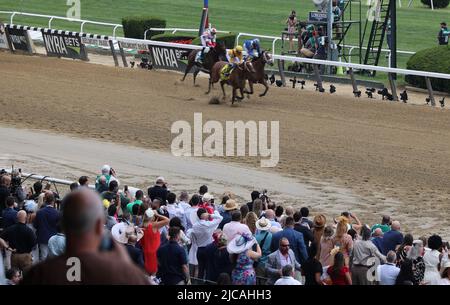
[
  {"xmin": 424, "ymin": 249, "xmax": 441, "ymax": 285},
  {"xmin": 179, "ymin": 201, "xmax": 191, "ymax": 213},
  {"xmin": 223, "ymin": 221, "xmax": 252, "ymax": 241},
  {"xmin": 440, "ymin": 278, "xmax": 450, "ymax": 285},
  {"xmin": 274, "ymin": 276, "xmax": 302, "ymax": 285},
  {"xmin": 377, "ymin": 263, "xmax": 400, "ymax": 285},
  {"xmin": 187, "ymin": 211, "xmax": 223, "ymax": 248},
  {"xmin": 166, "ymin": 203, "xmax": 187, "ymax": 228}
]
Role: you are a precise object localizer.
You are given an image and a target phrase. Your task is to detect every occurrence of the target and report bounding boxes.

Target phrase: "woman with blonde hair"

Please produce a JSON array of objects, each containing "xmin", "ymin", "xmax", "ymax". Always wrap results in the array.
[
  {"xmin": 252, "ymin": 199, "xmax": 263, "ymax": 218},
  {"xmin": 244, "ymin": 212, "xmax": 258, "ymax": 235},
  {"xmin": 332, "ymin": 218, "xmax": 353, "ymax": 266}
]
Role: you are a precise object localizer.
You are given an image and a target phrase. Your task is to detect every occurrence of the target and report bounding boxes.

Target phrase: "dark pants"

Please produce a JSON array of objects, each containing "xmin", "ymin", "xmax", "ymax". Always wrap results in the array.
[
  {"xmin": 351, "ymin": 265, "xmax": 374, "ymax": 285},
  {"xmin": 197, "ymin": 247, "xmax": 207, "ymax": 280}
]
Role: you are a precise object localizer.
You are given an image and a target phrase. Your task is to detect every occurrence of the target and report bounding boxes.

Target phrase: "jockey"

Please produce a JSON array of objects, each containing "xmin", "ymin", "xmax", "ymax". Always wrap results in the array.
[
  {"xmin": 196, "ymin": 27, "xmax": 217, "ymax": 63},
  {"xmin": 243, "ymin": 38, "xmax": 261, "ymax": 60},
  {"xmin": 222, "ymin": 45, "xmax": 243, "ymax": 78}
]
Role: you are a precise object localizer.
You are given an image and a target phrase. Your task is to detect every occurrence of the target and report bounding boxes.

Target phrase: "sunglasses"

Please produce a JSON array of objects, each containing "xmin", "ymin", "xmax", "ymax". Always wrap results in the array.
[{"xmin": 281, "ymin": 244, "xmax": 290, "ymax": 248}]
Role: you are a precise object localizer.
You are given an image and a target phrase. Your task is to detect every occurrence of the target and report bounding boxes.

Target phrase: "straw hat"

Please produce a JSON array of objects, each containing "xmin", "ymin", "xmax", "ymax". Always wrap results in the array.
[
  {"xmin": 111, "ymin": 222, "xmax": 143, "ymax": 244},
  {"xmin": 224, "ymin": 199, "xmax": 239, "ymax": 211},
  {"xmin": 227, "ymin": 233, "xmax": 256, "ymax": 254},
  {"xmin": 255, "ymin": 217, "xmax": 272, "ymax": 231}
]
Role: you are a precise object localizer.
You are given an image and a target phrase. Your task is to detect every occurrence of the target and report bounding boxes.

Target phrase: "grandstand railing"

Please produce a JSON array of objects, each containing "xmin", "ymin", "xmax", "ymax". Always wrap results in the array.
[{"xmin": 0, "ymin": 11, "xmax": 123, "ymax": 38}]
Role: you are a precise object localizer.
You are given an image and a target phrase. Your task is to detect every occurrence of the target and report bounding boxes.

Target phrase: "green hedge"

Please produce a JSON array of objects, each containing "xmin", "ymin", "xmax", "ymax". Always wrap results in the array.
[
  {"xmin": 405, "ymin": 45, "xmax": 450, "ymax": 93},
  {"xmin": 151, "ymin": 33, "xmax": 196, "ymax": 42},
  {"xmin": 122, "ymin": 16, "xmax": 166, "ymax": 39},
  {"xmin": 420, "ymin": 0, "xmax": 449, "ymax": 8},
  {"xmin": 191, "ymin": 33, "xmax": 237, "ymax": 49}
]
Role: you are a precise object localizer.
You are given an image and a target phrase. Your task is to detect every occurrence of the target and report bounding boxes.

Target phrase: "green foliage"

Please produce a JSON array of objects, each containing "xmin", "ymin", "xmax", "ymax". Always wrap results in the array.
[
  {"xmin": 191, "ymin": 33, "xmax": 237, "ymax": 49},
  {"xmin": 121, "ymin": 16, "xmax": 166, "ymax": 39},
  {"xmin": 420, "ymin": 0, "xmax": 449, "ymax": 9},
  {"xmin": 405, "ymin": 45, "xmax": 450, "ymax": 93}
]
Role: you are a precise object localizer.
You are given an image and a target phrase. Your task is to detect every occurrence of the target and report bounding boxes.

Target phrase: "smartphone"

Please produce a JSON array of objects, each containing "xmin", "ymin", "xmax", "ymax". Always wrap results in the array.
[{"xmin": 124, "ymin": 185, "xmax": 128, "ymax": 192}]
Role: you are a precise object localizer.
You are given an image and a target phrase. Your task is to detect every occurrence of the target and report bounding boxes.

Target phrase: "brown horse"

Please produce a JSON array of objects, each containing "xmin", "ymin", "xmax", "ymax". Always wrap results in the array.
[
  {"xmin": 245, "ymin": 51, "xmax": 274, "ymax": 97},
  {"xmin": 181, "ymin": 42, "xmax": 227, "ymax": 85},
  {"xmin": 207, "ymin": 61, "xmax": 256, "ymax": 104}
]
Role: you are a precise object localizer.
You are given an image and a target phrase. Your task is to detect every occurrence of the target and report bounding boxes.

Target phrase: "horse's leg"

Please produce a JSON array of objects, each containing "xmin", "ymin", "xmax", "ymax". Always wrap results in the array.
[
  {"xmin": 232, "ymin": 87, "xmax": 236, "ymax": 104},
  {"xmin": 239, "ymin": 86, "xmax": 245, "ymax": 100},
  {"xmin": 259, "ymin": 79, "xmax": 269, "ymax": 97},
  {"xmin": 181, "ymin": 61, "xmax": 193, "ymax": 81},
  {"xmin": 205, "ymin": 78, "xmax": 212, "ymax": 95},
  {"xmin": 220, "ymin": 81, "xmax": 227, "ymax": 100},
  {"xmin": 193, "ymin": 68, "xmax": 200, "ymax": 86}
]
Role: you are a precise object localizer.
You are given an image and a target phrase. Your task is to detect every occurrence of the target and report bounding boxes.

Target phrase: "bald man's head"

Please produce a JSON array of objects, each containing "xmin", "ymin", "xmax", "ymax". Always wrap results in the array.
[
  {"xmin": 265, "ymin": 209, "xmax": 275, "ymax": 220},
  {"xmin": 373, "ymin": 228, "xmax": 383, "ymax": 237},
  {"xmin": 391, "ymin": 221, "xmax": 400, "ymax": 231},
  {"xmin": 17, "ymin": 210, "xmax": 27, "ymax": 224},
  {"xmin": 62, "ymin": 188, "xmax": 105, "ymax": 236}
]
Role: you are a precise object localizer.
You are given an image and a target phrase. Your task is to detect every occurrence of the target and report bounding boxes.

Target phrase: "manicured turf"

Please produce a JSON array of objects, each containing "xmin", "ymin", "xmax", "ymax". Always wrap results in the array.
[{"xmin": 1, "ymin": 0, "xmax": 448, "ymax": 81}]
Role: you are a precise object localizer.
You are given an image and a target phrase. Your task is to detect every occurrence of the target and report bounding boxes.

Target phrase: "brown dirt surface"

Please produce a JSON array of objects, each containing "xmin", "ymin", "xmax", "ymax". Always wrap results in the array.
[{"xmin": 1, "ymin": 51, "xmax": 449, "ymax": 238}]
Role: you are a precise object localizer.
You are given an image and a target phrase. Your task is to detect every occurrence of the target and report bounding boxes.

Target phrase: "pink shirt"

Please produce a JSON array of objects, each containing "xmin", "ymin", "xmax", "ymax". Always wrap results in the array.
[{"xmin": 223, "ymin": 221, "xmax": 252, "ymax": 241}]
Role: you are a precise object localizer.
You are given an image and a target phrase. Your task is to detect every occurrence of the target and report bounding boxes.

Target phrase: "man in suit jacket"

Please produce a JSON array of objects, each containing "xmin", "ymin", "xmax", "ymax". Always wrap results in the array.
[
  {"xmin": 270, "ymin": 216, "xmax": 308, "ymax": 264},
  {"xmin": 265, "ymin": 237, "xmax": 301, "ymax": 285}
]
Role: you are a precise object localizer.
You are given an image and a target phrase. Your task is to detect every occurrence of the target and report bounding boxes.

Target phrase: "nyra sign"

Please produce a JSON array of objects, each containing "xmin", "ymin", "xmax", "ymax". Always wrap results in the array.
[
  {"xmin": 42, "ymin": 30, "xmax": 88, "ymax": 60},
  {"xmin": 149, "ymin": 45, "xmax": 189, "ymax": 72}
]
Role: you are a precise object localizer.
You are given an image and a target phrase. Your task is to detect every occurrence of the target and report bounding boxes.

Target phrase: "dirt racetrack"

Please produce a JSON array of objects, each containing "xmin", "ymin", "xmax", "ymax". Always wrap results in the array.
[{"xmin": 1, "ymin": 51, "xmax": 449, "ymax": 238}]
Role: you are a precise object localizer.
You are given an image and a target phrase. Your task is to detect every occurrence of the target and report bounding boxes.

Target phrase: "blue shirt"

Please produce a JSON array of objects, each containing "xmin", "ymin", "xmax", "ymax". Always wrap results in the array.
[
  {"xmin": 371, "ymin": 236, "xmax": 384, "ymax": 254},
  {"xmin": 256, "ymin": 230, "xmax": 273, "ymax": 265},
  {"xmin": 33, "ymin": 205, "xmax": 60, "ymax": 244},
  {"xmin": 271, "ymin": 227, "xmax": 308, "ymax": 264},
  {"xmin": 377, "ymin": 263, "xmax": 400, "ymax": 285},
  {"xmin": 2, "ymin": 208, "xmax": 18, "ymax": 229},
  {"xmin": 381, "ymin": 230, "xmax": 403, "ymax": 255},
  {"xmin": 157, "ymin": 240, "xmax": 188, "ymax": 285}
]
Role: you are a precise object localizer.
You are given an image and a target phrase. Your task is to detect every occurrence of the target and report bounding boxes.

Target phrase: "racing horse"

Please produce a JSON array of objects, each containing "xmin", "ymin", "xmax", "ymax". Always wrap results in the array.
[
  {"xmin": 244, "ymin": 51, "xmax": 274, "ymax": 97},
  {"xmin": 206, "ymin": 61, "xmax": 256, "ymax": 104},
  {"xmin": 181, "ymin": 42, "xmax": 227, "ymax": 85}
]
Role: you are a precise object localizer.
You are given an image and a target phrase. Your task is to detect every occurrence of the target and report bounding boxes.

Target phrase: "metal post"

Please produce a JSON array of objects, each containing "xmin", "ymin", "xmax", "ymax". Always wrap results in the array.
[
  {"xmin": 313, "ymin": 65, "xmax": 324, "ymax": 91},
  {"xmin": 390, "ymin": 0, "xmax": 397, "ymax": 79},
  {"xmin": 277, "ymin": 59, "xmax": 286, "ymax": 86},
  {"xmin": 5, "ymin": 26, "xmax": 14, "ymax": 52},
  {"xmin": 348, "ymin": 68, "xmax": 358, "ymax": 93},
  {"xmin": 388, "ymin": 73, "xmax": 398, "ymax": 101},
  {"xmin": 109, "ymin": 40, "xmax": 119, "ymax": 67},
  {"xmin": 327, "ymin": 0, "xmax": 334, "ymax": 73},
  {"xmin": 425, "ymin": 77, "xmax": 436, "ymax": 106},
  {"xmin": 118, "ymin": 42, "xmax": 128, "ymax": 67}
]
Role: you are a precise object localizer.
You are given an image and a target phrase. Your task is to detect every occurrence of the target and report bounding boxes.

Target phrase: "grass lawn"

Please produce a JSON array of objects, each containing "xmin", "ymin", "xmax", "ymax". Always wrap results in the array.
[{"xmin": 1, "ymin": 0, "xmax": 448, "ymax": 83}]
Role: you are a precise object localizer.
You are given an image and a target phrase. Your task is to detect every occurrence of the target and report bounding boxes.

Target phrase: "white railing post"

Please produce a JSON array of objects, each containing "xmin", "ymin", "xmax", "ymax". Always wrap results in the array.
[
  {"xmin": 113, "ymin": 25, "xmax": 120, "ymax": 38},
  {"xmin": 10, "ymin": 11, "xmax": 16, "ymax": 24},
  {"xmin": 48, "ymin": 16, "xmax": 54, "ymax": 29},
  {"xmin": 80, "ymin": 21, "xmax": 86, "ymax": 33}
]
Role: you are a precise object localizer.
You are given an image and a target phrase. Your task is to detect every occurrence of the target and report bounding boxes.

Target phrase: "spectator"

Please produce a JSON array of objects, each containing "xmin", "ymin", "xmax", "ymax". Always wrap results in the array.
[
  {"xmin": 228, "ymin": 233, "xmax": 261, "ymax": 285},
  {"xmin": 198, "ymin": 185, "xmax": 208, "ymax": 197},
  {"xmin": 95, "ymin": 165, "xmax": 118, "ymax": 188},
  {"xmin": 381, "ymin": 220, "xmax": 403, "ymax": 255},
  {"xmin": 271, "ymin": 217, "xmax": 308, "ymax": 264},
  {"xmin": 2, "ymin": 196, "xmax": 17, "ymax": 229},
  {"xmin": 299, "ymin": 207, "xmax": 314, "ymax": 229},
  {"xmin": 244, "ymin": 212, "xmax": 258, "ymax": 235},
  {"xmin": 22, "ymin": 189, "xmax": 148, "ymax": 284},
  {"xmin": 327, "ymin": 252, "xmax": 352, "ymax": 285},
  {"xmin": 166, "ymin": 192, "xmax": 187, "ymax": 229},
  {"xmin": 204, "ymin": 230, "xmax": 232, "ymax": 282},
  {"xmin": 279, "ymin": 206, "xmax": 294, "ymax": 228},
  {"xmin": 219, "ymin": 199, "xmax": 239, "ymax": 230},
  {"xmin": 47, "ymin": 222, "xmax": 66, "ymax": 257},
  {"xmin": 1, "ymin": 210, "xmax": 37, "ymax": 271},
  {"xmin": 198, "ymin": 192, "xmax": 215, "ymax": 215},
  {"xmin": 187, "ymin": 208, "xmax": 223, "ymax": 280},
  {"xmin": 266, "ymin": 237, "xmax": 302, "ymax": 285},
  {"xmin": 396, "ymin": 233, "xmax": 414, "ymax": 266},
  {"xmin": 246, "ymin": 190, "xmax": 260, "ymax": 212},
  {"xmin": 255, "ymin": 217, "xmax": 273, "ymax": 277},
  {"xmin": 312, "ymin": 214, "xmax": 326, "ymax": 255},
  {"xmin": 302, "ymin": 243, "xmax": 323, "ymax": 285},
  {"xmin": 0, "ymin": 175, "xmax": 11, "ymax": 213},
  {"xmin": 69, "ymin": 182, "xmax": 79, "ymax": 192},
  {"xmin": 186, "ymin": 194, "xmax": 201, "ymax": 231},
  {"xmin": 240, "ymin": 204, "xmax": 249, "ymax": 222},
  {"xmin": 332, "ymin": 218, "xmax": 353, "ymax": 266},
  {"xmin": 169, "ymin": 217, "xmax": 191, "ymax": 253},
  {"xmin": 377, "ymin": 251, "xmax": 400, "ymax": 285},
  {"xmin": 126, "ymin": 190, "xmax": 144, "ymax": 214},
  {"xmin": 285, "ymin": 10, "xmax": 297, "ymax": 53},
  {"xmin": 371, "ymin": 228, "xmax": 385, "ymax": 254},
  {"xmin": 351, "ymin": 225, "xmax": 386, "ymax": 285},
  {"xmin": 5, "ymin": 268, "xmax": 21, "ymax": 285},
  {"xmin": 33, "ymin": 192, "xmax": 60, "ymax": 261},
  {"xmin": 423, "ymin": 234, "xmax": 443, "ymax": 285},
  {"xmin": 293, "ymin": 211, "xmax": 314, "ymax": 251},
  {"xmin": 140, "ymin": 208, "xmax": 169, "ymax": 276},
  {"xmin": 27, "ymin": 181, "xmax": 43, "ymax": 202},
  {"xmin": 406, "ymin": 240, "xmax": 426, "ymax": 285},
  {"xmin": 178, "ymin": 191, "xmax": 191, "ymax": 213},
  {"xmin": 148, "ymin": 176, "xmax": 168, "ymax": 203},
  {"xmin": 275, "ymin": 206, "xmax": 284, "ymax": 223},
  {"xmin": 217, "ymin": 272, "xmax": 232, "ymax": 285},
  {"xmin": 319, "ymin": 225, "xmax": 335, "ymax": 268},
  {"xmin": 95, "ymin": 176, "xmax": 108, "ymax": 194},
  {"xmin": 124, "ymin": 226, "xmax": 145, "ymax": 270},
  {"xmin": 395, "ymin": 259, "xmax": 415, "ymax": 285},
  {"xmin": 252, "ymin": 198, "xmax": 263, "ymax": 218},
  {"xmin": 275, "ymin": 265, "xmax": 301, "ymax": 285},
  {"xmin": 101, "ymin": 180, "xmax": 130, "ymax": 210},
  {"xmin": 440, "ymin": 261, "xmax": 450, "ymax": 285},
  {"xmin": 264, "ymin": 209, "xmax": 281, "ymax": 231},
  {"xmin": 223, "ymin": 210, "xmax": 251, "ymax": 241},
  {"xmin": 371, "ymin": 215, "xmax": 391, "ymax": 234},
  {"xmin": 78, "ymin": 176, "xmax": 89, "ymax": 188},
  {"xmin": 157, "ymin": 226, "xmax": 190, "ymax": 285},
  {"xmin": 438, "ymin": 22, "xmax": 449, "ymax": 45}
]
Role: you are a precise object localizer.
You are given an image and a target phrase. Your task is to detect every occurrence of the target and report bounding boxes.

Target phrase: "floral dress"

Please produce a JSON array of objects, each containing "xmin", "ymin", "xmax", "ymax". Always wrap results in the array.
[{"xmin": 231, "ymin": 251, "xmax": 256, "ymax": 285}]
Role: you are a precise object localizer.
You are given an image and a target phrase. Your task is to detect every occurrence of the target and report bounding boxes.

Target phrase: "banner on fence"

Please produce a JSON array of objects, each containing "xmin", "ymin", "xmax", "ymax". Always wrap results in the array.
[
  {"xmin": 308, "ymin": 11, "xmax": 328, "ymax": 23},
  {"xmin": 41, "ymin": 30, "xmax": 88, "ymax": 60},
  {"xmin": 6, "ymin": 27, "xmax": 32, "ymax": 52},
  {"xmin": 0, "ymin": 22, "xmax": 8, "ymax": 49},
  {"xmin": 148, "ymin": 45, "xmax": 190, "ymax": 71},
  {"xmin": 81, "ymin": 37, "xmax": 110, "ymax": 48}
]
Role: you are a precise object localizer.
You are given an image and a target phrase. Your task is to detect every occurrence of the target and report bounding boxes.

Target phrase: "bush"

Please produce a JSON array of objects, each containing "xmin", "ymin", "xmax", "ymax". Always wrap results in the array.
[
  {"xmin": 122, "ymin": 16, "xmax": 166, "ymax": 39},
  {"xmin": 191, "ymin": 33, "xmax": 237, "ymax": 49},
  {"xmin": 405, "ymin": 45, "xmax": 450, "ymax": 93},
  {"xmin": 150, "ymin": 33, "xmax": 196, "ymax": 44},
  {"xmin": 420, "ymin": 0, "xmax": 449, "ymax": 8}
]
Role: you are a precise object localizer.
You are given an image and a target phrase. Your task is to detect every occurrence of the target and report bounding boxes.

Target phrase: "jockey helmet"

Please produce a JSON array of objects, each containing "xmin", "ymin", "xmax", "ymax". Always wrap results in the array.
[
  {"xmin": 235, "ymin": 45, "xmax": 243, "ymax": 53},
  {"xmin": 210, "ymin": 28, "xmax": 217, "ymax": 34}
]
